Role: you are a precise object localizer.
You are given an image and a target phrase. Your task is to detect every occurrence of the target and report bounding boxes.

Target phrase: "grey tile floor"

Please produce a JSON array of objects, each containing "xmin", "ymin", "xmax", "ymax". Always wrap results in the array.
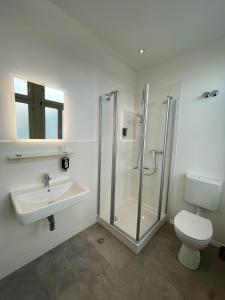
[{"xmin": 0, "ymin": 223, "xmax": 225, "ymax": 300}]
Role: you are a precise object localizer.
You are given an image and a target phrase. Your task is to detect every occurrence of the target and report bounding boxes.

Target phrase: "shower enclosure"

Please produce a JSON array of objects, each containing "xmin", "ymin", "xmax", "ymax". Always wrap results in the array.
[{"xmin": 97, "ymin": 84, "xmax": 176, "ymax": 253}]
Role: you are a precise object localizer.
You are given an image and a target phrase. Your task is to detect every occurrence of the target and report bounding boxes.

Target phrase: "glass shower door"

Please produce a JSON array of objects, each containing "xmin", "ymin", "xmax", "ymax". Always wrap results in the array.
[
  {"xmin": 138, "ymin": 96, "xmax": 166, "ymax": 239},
  {"xmin": 98, "ymin": 89, "xmax": 140, "ymax": 241},
  {"xmin": 113, "ymin": 91, "xmax": 140, "ymax": 241},
  {"xmin": 139, "ymin": 92, "xmax": 174, "ymax": 240}
]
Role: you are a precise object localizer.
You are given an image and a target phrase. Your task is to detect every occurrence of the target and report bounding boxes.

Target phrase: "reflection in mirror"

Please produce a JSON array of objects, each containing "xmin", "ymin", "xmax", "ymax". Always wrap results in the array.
[
  {"xmin": 45, "ymin": 107, "xmax": 58, "ymax": 139},
  {"xmin": 15, "ymin": 102, "xmax": 29, "ymax": 139},
  {"xmin": 14, "ymin": 77, "xmax": 28, "ymax": 95},
  {"xmin": 13, "ymin": 77, "xmax": 64, "ymax": 139},
  {"xmin": 45, "ymin": 87, "xmax": 64, "ymax": 103}
]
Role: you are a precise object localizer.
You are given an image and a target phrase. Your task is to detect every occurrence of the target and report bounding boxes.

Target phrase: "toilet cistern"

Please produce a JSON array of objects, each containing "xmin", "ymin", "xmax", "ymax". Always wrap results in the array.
[
  {"xmin": 184, "ymin": 173, "xmax": 223, "ymax": 212},
  {"xmin": 43, "ymin": 173, "xmax": 52, "ymax": 188}
]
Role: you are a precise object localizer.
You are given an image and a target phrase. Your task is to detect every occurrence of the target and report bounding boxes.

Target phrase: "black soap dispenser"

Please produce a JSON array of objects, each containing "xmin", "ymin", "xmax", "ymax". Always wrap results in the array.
[{"xmin": 62, "ymin": 156, "xmax": 69, "ymax": 171}]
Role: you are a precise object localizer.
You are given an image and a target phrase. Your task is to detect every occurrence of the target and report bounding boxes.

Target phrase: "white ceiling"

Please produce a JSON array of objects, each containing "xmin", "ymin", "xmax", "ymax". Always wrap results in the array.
[{"xmin": 50, "ymin": 0, "xmax": 225, "ymax": 71}]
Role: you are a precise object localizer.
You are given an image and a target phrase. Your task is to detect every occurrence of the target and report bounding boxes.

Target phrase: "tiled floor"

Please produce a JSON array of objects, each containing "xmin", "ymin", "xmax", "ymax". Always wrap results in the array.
[{"xmin": 0, "ymin": 222, "xmax": 225, "ymax": 300}]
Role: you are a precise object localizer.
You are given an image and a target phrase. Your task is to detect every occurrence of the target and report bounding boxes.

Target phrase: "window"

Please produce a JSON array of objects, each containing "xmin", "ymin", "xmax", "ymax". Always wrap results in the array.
[
  {"xmin": 15, "ymin": 102, "xmax": 30, "ymax": 138},
  {"xmin": 45, "ymin": 107, "xmax": 58, "ymax": 139},
  {"xmin": 14, "ymin": 77, "xmax": 64, "ymax": 139}
]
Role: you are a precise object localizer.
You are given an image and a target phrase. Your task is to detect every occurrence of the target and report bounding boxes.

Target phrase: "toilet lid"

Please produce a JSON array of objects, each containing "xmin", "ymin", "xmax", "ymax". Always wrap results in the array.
[{"xmin": 174, "ymin": 210, "xmax": 213, "ymax": 241}]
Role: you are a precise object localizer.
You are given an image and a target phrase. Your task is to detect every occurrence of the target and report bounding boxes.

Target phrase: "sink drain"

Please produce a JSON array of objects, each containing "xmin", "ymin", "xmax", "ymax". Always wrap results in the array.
[{"xmin": 97, "ymin": 237, "xmax": 105, "ymax": 244}]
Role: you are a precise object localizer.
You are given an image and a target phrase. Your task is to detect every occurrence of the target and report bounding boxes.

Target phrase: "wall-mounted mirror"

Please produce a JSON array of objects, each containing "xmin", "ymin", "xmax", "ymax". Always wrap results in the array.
[{"xmin": 14, "ymin": 77, "xmax": 64, "ymax": 139}]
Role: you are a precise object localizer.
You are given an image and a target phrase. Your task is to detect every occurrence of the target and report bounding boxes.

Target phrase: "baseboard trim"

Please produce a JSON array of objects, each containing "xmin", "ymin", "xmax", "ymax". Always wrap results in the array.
[{"xmin": 211, "ymin": 239, "xmax": 225, "ymax": 248}]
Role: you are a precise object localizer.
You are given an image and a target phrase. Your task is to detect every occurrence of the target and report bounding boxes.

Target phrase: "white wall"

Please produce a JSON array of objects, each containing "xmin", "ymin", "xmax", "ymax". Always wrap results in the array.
[
  {"xmin": 0, "ymin": 0, "xmax": 136, "ymax": 279},
  {"xmin": 138, "ymin": 37, "xmax": 225, "ymax": 246}
]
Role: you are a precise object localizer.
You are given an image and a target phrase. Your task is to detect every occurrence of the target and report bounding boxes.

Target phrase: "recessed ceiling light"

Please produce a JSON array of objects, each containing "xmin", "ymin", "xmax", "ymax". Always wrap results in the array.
[{"xmin": 138, "ymin": 49, "xmax": 145, "ymax": 54}]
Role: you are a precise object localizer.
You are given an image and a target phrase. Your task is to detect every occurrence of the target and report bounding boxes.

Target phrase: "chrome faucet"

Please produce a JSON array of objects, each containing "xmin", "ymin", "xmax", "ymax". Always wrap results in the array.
[{"xmin": 43, "ymin": 173, "xmax": 52, "ymax": 188}]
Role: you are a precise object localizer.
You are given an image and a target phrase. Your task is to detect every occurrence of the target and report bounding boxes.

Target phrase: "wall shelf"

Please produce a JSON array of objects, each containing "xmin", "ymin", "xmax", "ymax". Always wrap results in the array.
[{"xmin": 8, "ymin": 151, "xmax": 73, "ymax": 160}]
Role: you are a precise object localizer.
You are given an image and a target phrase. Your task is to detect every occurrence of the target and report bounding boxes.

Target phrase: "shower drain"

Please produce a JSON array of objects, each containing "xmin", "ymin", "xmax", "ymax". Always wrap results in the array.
[{"xmin": 97, "ymin": 237, "xmax": 105, "ymax": 244}]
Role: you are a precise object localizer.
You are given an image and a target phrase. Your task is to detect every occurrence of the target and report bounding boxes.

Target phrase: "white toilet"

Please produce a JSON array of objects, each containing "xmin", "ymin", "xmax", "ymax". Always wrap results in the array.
[{"xmin": 174, "ymin": 173, "xmax": 223, "ymax": 270}]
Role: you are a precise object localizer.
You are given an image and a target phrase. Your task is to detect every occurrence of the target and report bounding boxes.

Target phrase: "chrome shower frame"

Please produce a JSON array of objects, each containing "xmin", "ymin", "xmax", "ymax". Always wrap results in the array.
[{"xmin": 97, "ymin": 85, "xmax": 176, "ymax": 253}]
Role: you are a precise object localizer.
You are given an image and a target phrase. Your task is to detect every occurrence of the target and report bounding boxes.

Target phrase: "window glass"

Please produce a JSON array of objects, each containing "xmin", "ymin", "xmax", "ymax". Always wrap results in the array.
[
  {"xmin": 14, "ymin": 77, "xmax": 28, "ymax": 95},
  {"xmin": 45, "ymin": 87, "xmax": 64, "ymax": 103},
  {"xmin": 45, "ymin": 107, "xmax": 58, "ymax": 139},
  {"xmin": 16, "ymin": 102, "xmax": 29, "ymax": 138}
]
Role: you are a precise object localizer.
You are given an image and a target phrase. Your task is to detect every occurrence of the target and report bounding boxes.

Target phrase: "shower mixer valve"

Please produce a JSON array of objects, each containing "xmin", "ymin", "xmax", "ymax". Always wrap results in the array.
[
  {"xmin": 133, "ymin": 149, "xmax": 163, "ymax": 175},
  {"xmin": 150, "ymin": 149, "xmax": 163, "ymax": 154}
]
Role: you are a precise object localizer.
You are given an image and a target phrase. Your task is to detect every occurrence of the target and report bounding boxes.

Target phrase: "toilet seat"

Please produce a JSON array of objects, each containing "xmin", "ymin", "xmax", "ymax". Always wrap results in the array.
[
  {"xmin": 174, "ymin": 210, "xmax": 213, "ymax": 242},
  {"xmin": 175, "ymin": 225, "xmax": 211, "ymax": 245}
]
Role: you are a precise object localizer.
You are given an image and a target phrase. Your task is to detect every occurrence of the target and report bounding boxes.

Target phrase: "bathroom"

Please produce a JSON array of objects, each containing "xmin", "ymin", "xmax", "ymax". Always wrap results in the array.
[{"xmin": 0, "ymin": 0, "xmax": 225, "ymax": 299}]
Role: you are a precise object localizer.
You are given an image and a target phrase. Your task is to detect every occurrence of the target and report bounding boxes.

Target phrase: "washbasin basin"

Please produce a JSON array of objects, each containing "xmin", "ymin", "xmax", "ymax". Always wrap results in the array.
[{"xmin": 11, "ymin": 179, "xmax": 89, "ymax": 225}]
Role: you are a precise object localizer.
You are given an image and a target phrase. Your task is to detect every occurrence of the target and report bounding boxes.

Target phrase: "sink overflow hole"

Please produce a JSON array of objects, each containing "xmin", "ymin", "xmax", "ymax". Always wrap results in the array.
[{"xmin": 97, "ymin": 237, "xmax": 105, "ymax": 244}]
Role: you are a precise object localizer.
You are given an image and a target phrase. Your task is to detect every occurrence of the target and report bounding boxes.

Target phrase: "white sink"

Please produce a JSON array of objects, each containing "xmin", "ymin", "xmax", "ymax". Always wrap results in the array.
[{"xmin": 11, "ymin": 179, "xmax": 89, "ymax": 225}]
